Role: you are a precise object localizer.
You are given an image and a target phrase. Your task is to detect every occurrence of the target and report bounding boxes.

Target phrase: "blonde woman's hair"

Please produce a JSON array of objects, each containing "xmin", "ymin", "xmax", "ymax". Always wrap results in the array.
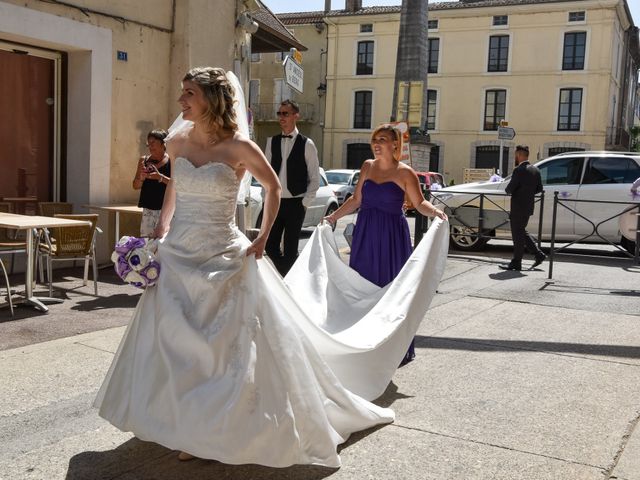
[
  {"xmin": 370, "ymin": 124, "xmax": 403, "ymax": 161},
  {"xmin": 182, "ymin": 67, "xmax": 239, "ymax": 138}
]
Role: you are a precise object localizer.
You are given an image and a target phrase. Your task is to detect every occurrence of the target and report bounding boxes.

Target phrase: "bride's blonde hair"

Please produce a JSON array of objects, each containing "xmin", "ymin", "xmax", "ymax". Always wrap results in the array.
[{"xmin": 182, "ymin": 67, "xmax": 239, "ymax": 138}]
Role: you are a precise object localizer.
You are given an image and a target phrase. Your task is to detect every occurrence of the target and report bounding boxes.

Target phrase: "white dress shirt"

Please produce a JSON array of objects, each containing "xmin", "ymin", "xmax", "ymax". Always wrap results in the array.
[{"xmin": 265, "ymin": 127, "xmax": 320, "ymax": 207}]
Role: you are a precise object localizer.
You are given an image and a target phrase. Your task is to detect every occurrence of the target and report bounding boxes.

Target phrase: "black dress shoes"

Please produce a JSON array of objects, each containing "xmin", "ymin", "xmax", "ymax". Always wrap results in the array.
[
  {"xmin": 499, "ymin": 262, "xmax": 521, "ymax": 271},
  {"xmin": 532, "ymin": 253, "xmax": 546, "ymax": 268}
]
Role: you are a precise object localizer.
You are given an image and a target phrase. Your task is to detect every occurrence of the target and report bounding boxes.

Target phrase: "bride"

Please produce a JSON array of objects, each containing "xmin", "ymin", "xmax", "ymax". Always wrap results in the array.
[{"xmin": 95, "ymin": 67, "xmax": 449, "ymax": 468}]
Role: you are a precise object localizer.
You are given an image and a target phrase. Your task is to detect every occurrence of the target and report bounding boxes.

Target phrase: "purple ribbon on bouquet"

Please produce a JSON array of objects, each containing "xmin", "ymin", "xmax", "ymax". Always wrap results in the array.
[{"xmin": 111, "ymin": 236, "xmax": 161, "ymax": 288}]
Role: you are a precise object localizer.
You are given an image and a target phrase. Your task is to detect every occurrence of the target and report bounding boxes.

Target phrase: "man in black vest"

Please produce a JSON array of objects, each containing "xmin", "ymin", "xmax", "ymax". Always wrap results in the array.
[
  {"xmin": 264, "ymin": 100, "xmax": 320, "ymax": 276},
  {"xmin": 500, "ymin": 145, "xmax": 546, "ymax": 271}
]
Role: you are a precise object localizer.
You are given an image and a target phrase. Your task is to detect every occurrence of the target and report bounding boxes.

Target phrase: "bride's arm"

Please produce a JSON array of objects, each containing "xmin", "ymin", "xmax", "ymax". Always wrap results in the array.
[
  {"xmin": 151, "ymin": 142, "xmax": 177, "ymax": 238},
  {"xmin": 240, "ymin": 139, "xmax": 281, "ymax": 259}
]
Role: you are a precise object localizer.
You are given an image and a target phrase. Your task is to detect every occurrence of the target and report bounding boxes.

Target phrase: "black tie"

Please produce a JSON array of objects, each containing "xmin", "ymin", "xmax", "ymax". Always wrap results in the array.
[{"xmin": 282, "ymin": 134, "xmax": 293, "ymax": 139}]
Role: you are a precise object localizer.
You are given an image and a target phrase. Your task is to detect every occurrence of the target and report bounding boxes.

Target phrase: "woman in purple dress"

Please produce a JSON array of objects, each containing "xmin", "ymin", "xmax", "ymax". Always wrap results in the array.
[{"xmin": 325, "ymin": 124, "xmax": 447, "ymax": 365}]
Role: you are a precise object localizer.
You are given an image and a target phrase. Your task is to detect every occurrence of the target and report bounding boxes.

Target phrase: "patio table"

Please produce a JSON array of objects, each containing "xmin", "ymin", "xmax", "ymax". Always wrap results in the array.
[{"xmin": 0, "ymin": 212, "xmax": 91, "ymax": 312}]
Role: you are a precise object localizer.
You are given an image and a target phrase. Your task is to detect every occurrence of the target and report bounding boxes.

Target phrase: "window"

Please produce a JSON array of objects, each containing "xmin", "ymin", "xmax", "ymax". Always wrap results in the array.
[
  {"xmin": 356, "ymin": 41, "xmax": 374, "ymax": 75},
  {"xmin": 427, "ymin": 90, "xmax": 437, "ymax": 130},
  {"xmin": 347, "ymin": 144, "xmax": 373, "ymax": 169},
  {"xmin": 475, "ymin": 146, "xmax": 510, "ymax": 175},
  {"xmin": 488, "ymin": 35, "xmax": 509, "ymax": 72},
  {"xmin": 538, "ymin": 157, "xmax": 584, "ymax": 185},
  {"xmin": 428, "ymin": 19, "xmax": 439, "ymax": 30},
  {"xmin": 428, "ymin": 38, "xmax": 440, "ymax": 74},
  {"xmin": 548, "ymin": 147, "xmax": 585, "ymax": 156},
  {"xmin": 319, "ymin": 175, "xmax": 328, "ymax": 187},
  {"xmin": 429, "ymin": 146, "xmax": 440, "ymax": 173},
  {"xmin": 563, "ymin": 32, "xmax": 586, "ymax": 70},
  {"xmin": 360, "ymin": 23, "xmax": 373, "ymax": 33},
  {"xmin": 250, "ymin": 52, "xmax": 261, "ymax": 62},
  {"xmin": 568, "ymin": 11, "xmax": 585, "ymax": 22},
  {"xmin": 582, "ymin": 157, "xmax": 640, "ymax": 184},
  {"xmin": 493, "ymin": 15, "xmax": 508, "ymax": 26},
  {"xmin": 484, "ymin": 89, "xmax": 506, "ymax": 131},
  {"xmin": 248, "ymin": 79, "xmax": 260, "ymax": 107},
  {"xmin": 353, "ymin": 91, "xmax": 373, "ymax": 129},
  {"xmin": 557, "ymin": 88, "xmax": 582, "ymax": 131}
]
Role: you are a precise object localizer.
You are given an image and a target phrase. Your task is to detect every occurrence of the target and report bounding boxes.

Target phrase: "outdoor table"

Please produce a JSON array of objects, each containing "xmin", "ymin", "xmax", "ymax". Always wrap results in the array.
[
  {"xmin": 84, "ymin": 205, "xmax": 142, "ymax": 244},
  {"xmin": 0, "ymin": 212, "xmax": 91, "ymax": 312}
]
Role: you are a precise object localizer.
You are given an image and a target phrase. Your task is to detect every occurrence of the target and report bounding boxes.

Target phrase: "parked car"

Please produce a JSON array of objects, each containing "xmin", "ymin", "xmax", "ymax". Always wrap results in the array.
[
  {"xmin": 250, "ymin": 168, "xmax": 339, "ymax": 229},
  {"xmin": 325, "ymin": 169, "xmax": 360, "ymax": 204},
  {"xmin": 405, "ymin": 171, "xmax": 446, "ymax": 213},
  {"xmin": 430, "ymin": 151, "xmax": 640, "ymax": 252}
]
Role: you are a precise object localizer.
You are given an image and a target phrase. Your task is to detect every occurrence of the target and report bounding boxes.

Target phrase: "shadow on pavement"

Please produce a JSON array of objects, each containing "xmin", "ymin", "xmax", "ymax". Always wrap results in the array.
[
  {"xmin": 71, "ymin": 293, "xmax": 141, "ymax": 312},
  {"xmin": 540, "ymin": 282, "xmax": 640, "ymax": 297},
  {"xmin": 415, "ymin": 335, "xmax": 640, "ymax": 359},
  {"xmin": 66, "ymin": 437, "xmax": 338, "ymax": 480},
  {"xmin": 375, "ymin": 381, "xmax": 414, "ymax": 408},
  {"xmin": 488, "ymin": 270, "xmax": 526, "ymax": 280}
]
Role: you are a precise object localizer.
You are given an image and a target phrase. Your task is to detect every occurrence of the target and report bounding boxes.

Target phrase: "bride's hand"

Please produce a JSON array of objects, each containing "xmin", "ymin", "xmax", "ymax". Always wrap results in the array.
[
  {"xmin": 151, "ymin": 222, "xmax": 169, "ymax": 239},
  {"xmin": 246, "ymin": 235, "xmax": 267, "ymax": 259}
]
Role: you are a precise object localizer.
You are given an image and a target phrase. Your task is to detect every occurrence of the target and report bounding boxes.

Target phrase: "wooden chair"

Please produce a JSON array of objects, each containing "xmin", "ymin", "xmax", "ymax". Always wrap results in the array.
[
  {"xmin": 0, "ymin": 202, "xmax": 27, "ymax": 275},
  {"xmin": 0, "ymin": 257, "xmax": 14, "ymax": 317},
  {"xmin": 38, "ymin": 202, "xmax": 73, "ymax": 217},
  {"xmin": 39, "ymin": 214, "xmax": 100, "ymax": 296},
  {"xmin": 36, "ymin": 202, "xmax": 73, "ymax": 280}
]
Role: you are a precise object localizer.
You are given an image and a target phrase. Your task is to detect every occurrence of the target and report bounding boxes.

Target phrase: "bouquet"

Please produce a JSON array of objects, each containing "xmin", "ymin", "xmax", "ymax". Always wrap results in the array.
[{"xmin": 111, "ymin": 236, "xmax": 161, "ymax": 288}]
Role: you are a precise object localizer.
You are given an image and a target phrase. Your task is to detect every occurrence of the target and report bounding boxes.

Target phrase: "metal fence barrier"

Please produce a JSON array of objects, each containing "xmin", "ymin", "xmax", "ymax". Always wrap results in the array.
[
  {"xmin": 548, "ymin": 192, "xmax": 640, "ymax": 279},
  {"xmin": 415, "ymin": 189, "xmax": 545, "ymax": 249}
]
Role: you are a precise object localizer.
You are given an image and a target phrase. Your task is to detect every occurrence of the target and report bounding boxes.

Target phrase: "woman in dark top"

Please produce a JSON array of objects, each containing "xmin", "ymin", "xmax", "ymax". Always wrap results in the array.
[{"xmin": 133, "ymin": 129, "xmax": 171, "ymax": 236}]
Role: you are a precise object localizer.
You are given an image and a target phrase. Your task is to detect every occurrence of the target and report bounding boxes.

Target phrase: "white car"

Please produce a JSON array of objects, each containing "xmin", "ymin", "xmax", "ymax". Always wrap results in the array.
[
  {"xmin": 249, "ymin": 168, "xmax": 339, "ymax": 229},
  {"xmin": 431, "ymin": 151, "xmax": 640, "ymax": 252},
  {"xmin": 326, "ymin": 169, "xmax": 360, "ymax": 205}
]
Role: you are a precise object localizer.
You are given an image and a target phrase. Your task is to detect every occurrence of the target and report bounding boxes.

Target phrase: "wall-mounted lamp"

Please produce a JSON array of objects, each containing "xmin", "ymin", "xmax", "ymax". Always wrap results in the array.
[
  {"xmin": 237, "ymin": 12, "xmax": 258, "ymax": 34},
  {"xmin": 317, "ymin": 83, "xmax": 327, "ymax": 97}
]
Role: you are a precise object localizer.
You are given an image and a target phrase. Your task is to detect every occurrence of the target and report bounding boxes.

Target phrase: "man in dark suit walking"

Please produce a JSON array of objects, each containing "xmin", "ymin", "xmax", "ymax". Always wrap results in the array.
[
  {"xmin": 500, "ymin": 145, "xmax": 546, "ymax": 271},
  {"xmin": 264, "ymin": 99, "xmax": 320, "ymax": 276}
]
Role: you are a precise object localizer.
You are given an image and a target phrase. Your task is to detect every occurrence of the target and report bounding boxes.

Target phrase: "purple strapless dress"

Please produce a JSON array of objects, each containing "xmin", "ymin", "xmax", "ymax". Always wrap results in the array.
[{"xmin": 349, "ymin": 180, "xmax": 415, "ymax": 364}]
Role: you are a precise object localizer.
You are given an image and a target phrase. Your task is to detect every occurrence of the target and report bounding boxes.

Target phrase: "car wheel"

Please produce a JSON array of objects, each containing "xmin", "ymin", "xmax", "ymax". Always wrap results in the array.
[
  {"xmin": 255, "ymin": 211, "xmax": 263, "ymax": 229},
  {"xmin": 325, "ymin": 204, "xmax": 338, "ymax": 217},
  {"xmin": 344, "ymin": 194, "xmax": 351, "ymax": 203},
  {"xmin": 621, "ymin": 236, "xmax": 637, "ymax": 255},
  {"xmin": 449, "ymin": 225, "xmax": 489, "ymax": 251}
]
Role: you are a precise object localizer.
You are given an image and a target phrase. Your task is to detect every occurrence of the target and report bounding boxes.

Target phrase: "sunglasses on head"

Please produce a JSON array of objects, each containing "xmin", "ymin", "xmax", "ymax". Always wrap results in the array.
[{"xmin": 276, "ymin": 111, "xmax": 291, "ymax": 117}]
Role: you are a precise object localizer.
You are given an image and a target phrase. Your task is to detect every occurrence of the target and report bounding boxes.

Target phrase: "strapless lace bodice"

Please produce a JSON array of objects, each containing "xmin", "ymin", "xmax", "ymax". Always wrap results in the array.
[{"xmin": 173, "ymin": 157, "xmax": 239, "ymax": 226}]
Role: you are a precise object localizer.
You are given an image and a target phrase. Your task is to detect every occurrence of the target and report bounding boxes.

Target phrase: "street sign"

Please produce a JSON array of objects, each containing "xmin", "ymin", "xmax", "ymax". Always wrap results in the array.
[
  {"xmin": 290, "ymin": 48, "xmax": 303, "ymax": 64},
  {"xmin": 283, "ymin": 56, "xmax": 303, "ymax": 94},
  {"xmin": 498, "ymin": 126, "xmax": 516, "ymax": 140}
]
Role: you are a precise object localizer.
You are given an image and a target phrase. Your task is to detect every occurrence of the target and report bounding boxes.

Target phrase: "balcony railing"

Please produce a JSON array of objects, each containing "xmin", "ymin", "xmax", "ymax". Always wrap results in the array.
[
  {"xmin": 605, "ymin": 126, "xmax": 631, "ymax": 150},
  {"xmin": 251, "ymin": 103, "xmax": 316, "ymax": 123}
]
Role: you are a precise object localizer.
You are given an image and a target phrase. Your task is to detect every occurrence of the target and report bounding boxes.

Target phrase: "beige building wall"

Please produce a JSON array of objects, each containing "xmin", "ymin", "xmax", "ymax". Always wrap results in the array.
[
  {"xmin": 0, "ymin": 0, "xmax": 268, "ymax": 261},
  {"xmin": 251, "ymin": 23, "xmax": 327, "ymax": 163},
  {"xmin": 322, "ymin": 0, "xmax": 638, "ymax": 183},
  {"xmin": 324, "ymin": 12, "xmax": 399, "ymax": 170}
]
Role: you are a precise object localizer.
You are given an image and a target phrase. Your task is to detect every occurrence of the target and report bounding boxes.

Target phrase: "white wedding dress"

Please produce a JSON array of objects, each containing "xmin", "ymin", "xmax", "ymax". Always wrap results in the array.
[{"xmin": 95, "ymin": 157, "xmax": 449, "ymax": 468}]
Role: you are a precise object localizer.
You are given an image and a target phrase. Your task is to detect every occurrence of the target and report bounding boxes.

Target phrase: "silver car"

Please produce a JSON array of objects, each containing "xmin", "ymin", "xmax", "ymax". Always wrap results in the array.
[
  {"xmin": 249, "ymin": 168, "xmax": 339, "ymax": 229},
  {"xmin": 326, "ymin": 169, "xmax": 360, "ymax": 205},
  {"xmin": 431, "ymin": 151, "xmax": 640, "ymax": 252}
]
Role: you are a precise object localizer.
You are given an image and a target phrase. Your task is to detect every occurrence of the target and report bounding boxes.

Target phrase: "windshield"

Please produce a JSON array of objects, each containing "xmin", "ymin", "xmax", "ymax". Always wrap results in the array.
[{"xmin": 326, "ymin": 172, "xmax": 351, "ymax": 185}]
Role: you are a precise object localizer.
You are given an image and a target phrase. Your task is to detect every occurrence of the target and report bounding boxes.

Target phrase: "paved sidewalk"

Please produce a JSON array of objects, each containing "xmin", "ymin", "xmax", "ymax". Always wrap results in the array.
[{"xmin": 0, "ymin": 244, "xmax": 639, "ymax": 479}]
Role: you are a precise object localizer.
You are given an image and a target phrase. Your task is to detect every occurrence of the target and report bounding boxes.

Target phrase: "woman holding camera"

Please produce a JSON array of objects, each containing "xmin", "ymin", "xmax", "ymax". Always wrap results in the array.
[{"xmin": 133, "ymin": 129, "xmax": 171, "ymax": 236}]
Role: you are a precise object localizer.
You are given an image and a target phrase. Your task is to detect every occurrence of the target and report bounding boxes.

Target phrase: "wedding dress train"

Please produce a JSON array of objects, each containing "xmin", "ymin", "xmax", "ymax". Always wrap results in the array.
[{"xmin": 95, "ymin": 156, "xmax": 449, "ymax": 467}]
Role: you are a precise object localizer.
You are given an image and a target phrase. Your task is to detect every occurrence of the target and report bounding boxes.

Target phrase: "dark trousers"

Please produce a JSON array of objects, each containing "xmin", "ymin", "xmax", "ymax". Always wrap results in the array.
[
  {"xmin": 509, "ymin": 212, "xmax": 542, "ymax": 264},
  {"xmin": 265, "ymin": 198, "xmax": 305, "ymax": 276}
]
